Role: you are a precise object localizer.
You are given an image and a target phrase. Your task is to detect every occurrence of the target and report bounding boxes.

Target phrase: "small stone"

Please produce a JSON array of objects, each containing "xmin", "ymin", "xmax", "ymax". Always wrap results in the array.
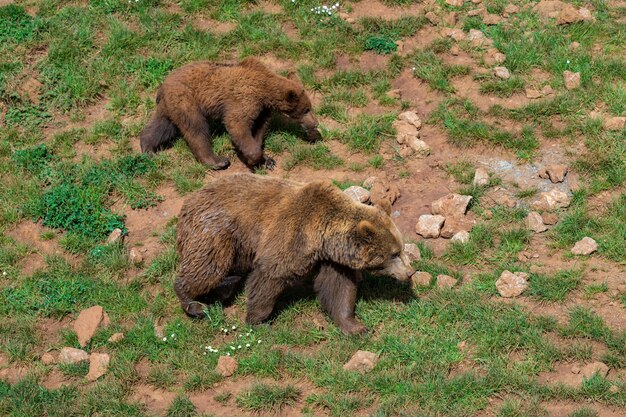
[
  {"xmin": 393, "ymin": 120, "xmax": 419, "ymax": 145},
  {"xmin": 399, "ymin": 111, "xmax": 422, "ymax": 130},
  {"xmin": 444, "ymin": 12, "xmax": 457, "ymax": 26},
  {"xmin": 437, "ymin": 274, "xmax": 458, "ymax": 289},
  {"xmin": 485, "ymin": 48, "xmax": 506, "ymax": 66},
  {"xmin": 539, "ymin": 164, "xmax": 568, "ymax": 183},
  {"xmin": 363, "ymin": 177, "xmax": 377, "ymax": 189},
  {"xmin": 483, "ymin": 209, "xmax": 493, "ymax": 219},
  {"xmin": 534, "ymin": 0, "xmax": 564, "ymax": 19},
  {"xmin": 494, "ymin": 66, "xmax": 510, "ymax": 79},
  {"xmin": 541, "ymin": 85, "xmax": 554, "ymax": 96},
  {"xmin": 411, "ymin": 271, "xmax": 432, "ymax": 287},
  {"xmin": 450, "ymin": 45, "xmax": 460, "ymax": 56},
  {"xmin": 108, "ymin": 333, "xmax": 124, "ymax": 343},
  {"xmin": 578, "ymin": 7, "xmax": 593, "ymax": 21},
  {"xmin": 609, "ymin": 385, "xmax": 619, "ymax": 394},
  {"xmin": 59, "ymin": 347, "xmax": 89, "ymax": 365},
  {"xmin": 74, "ymin": 306, "xmax": 105, "ymax": 348},
  {"xmin": 557, "ymin": 4, "xmax": 583, "ymax": 24},
  {"xmin": 445, "ymin": 0, "xmax": 464, "ymax": 7},
  {"xmin": 106, "ymin": 228, "xmax": 123, "ymax": 244},
  {"xmin": 605, "ymin": 116, "xmax": 626, "ymax": 131},
  {"xmin": 468, "ymin": 9, "xmax": 481, "ymax": 16},
  {"xmin": 563, "ymin": 71, "xmax": 581, "ymax": 90},
  {"xmin": 468, "ymin": 29, "xmax": 485, "ymax": 41},
  {"xmin": 404, "ymin": 243, "xmax": 421, "ymax": 262},
  {"xmin": 425, "ymin": 11, "xmax": 438, "ymax": 25},
  {"xmin": 344, "ymin": 186, "xmax": 371, "ymax": 203},
  {"xmin": 504, "ymin": 4, "xmax": 519, "ymax": 13},
  {"xmin": 541, "ymin": 212, "xmax": 559, "ymax": 225},
  {"xmin": 153, "ymin": 319, "xmax": 166, "ymax": 339},
  {"xmin": 129, "ymin": 248, "xmax": 143, "ymax": 265},
  {"xmin": 444, "ymin": 28, "xmax": 466, "ymax": 41},
  {"xmin": 571, "ymin": 237, "xmax": 598, "ymax": 256},
  {"xmin": 41, "ymin": 353, "xmax": 55, "ymax": 365},
  {"xmin": 343, "ymin": 350, "xmax": 378, "ymax": 373},
  {"xmin": 386, "ymin": 89, "xmax": 401, "ymax": 99},
  {"xmin": 496, "ymin": 270, "xmax": 529, "ymax": 298},
  {"xmin": 451, "ymin": 230, "xmax": 470, "ymax": 244},
  {"xmin": 569, "ymin": 41, "xmax": 580, "ymax": 51},
  {"xmin": 86, "ymin": 353, "xmax": 110, "ymax": 382},
  {"xmin": 483, "ymin": 14, "xmax": 502, "ymax": 25},
  {"xmin": 416, "ymin": 215, "xmax": 446, "ymax": 238},
  {"xmin": 533, "ymin": 189, "xmax": 571, "ymax": 210},
  {"xmin": 215, "ymin": 355, "xmax": 238, "ymax": 377},
  {"xmin": 580, "ymin": 361, "xmax": 609, "ymax": 379},
  {"xmin": 346, "ymin": 17, "xmax": 355, "ymax": 24},
  {"xmin": 525, "ymin": 88, "xmax": 542, "ymax": 99},
  {"xmin": 471, "ymin": 0, "xmax": 482, "ymax": 4},
  {"xmin": 431, "ymin": 193, "xmax": 473, "ymax": 217},
  {"xmin": 571, "ymin": 364, "xmax": 581, "ymax": 374},
  {"xmin": 408, "ymin": 138, "xmax": 431, "ymax": 156},
  {"xmin": 473, "ymin": 167, "xmax": 489, "ymax": 186},
  {"xmin": 526, "ymin": 212, "xmax": 548, "ymax": 233}
]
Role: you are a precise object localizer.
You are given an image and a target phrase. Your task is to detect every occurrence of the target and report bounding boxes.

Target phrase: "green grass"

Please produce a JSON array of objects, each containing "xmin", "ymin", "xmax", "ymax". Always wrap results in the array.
[
  {"xmin": 235, "ymin": 383, "xmax": 300, "ymax": 413},
  {"xmin": 0, "ymin": 0, "xmax": 625, "ymax": 415}
]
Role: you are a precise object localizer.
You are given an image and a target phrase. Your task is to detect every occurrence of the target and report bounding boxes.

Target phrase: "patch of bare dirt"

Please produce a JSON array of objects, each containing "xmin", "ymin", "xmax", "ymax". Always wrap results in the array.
[
  {"xmin": 192, "ymin": 18, "xmax": 236, "ymax": 35},
  {"xmin": 250, "ymin": 0, "xmax": 282, "ymax": 14},
  {"xmin": 0, "ymin": 363, "xmax": 28, "ymax": 384},
  {"xmin": 391, "ymin": 69, "xmax": 443, "ymax": 116},
  {"xmin": 39, "ymin": 316, "xmax": 72, "ymax": 348},
  {"xmin": 335, "ymin": 52, "xmax": 389, "ymax": 72},
  {"xmin": 282, "ymin": 21, "xmax": 300, "ymax": 40},
  {"xmin": 256, "ymin": 54, "xmax": 297, "ymax": 73},
  {"xmin": 397, "ymin": 26, "xmax": 442, "ymax": 56},
  {"xmin": 43, "ymin": 99, "xmax": 111, "ymax": 141},
  {"xmin": 542, "ymin": 401, "xmax": 625, "ymax": 417},
  {"xmin": 348, "ymin": 0, "xmax": 423, "ymax": 19},
  {"xmin": 41, "ymin": 369, "xmax": 73, "ymax": 390},
  {"xmin": 131, "ymin": 384, "xmax": 178, "ymax": 415},
  {"xmin": 451, "ymin": 75, "xmax": 531, "ymax": 112}
]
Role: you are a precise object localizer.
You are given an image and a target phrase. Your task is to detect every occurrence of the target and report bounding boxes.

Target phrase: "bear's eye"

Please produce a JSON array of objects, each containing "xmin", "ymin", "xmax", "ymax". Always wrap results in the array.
[{"xmin": 392, "ymin": 252, "xmax": 401, "ymax": 259}]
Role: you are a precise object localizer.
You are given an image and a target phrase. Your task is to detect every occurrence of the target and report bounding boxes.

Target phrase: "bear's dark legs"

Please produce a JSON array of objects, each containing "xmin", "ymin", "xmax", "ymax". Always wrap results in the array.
[
  {"xmin": 314, "ymin": 263, "xmax": 367, "ymax": 335},
  {"xmin": 225, "ymin": 116, "xmax": 274, "ymax": 170},
  {"xmin": 140, "ymin": 112, "xmax": 180, "ymax": 153},
  {"xmin": 174, "ymin": 275, "xmax": 208, "ymax": 318},
  {"xmin": 244, "ymin": 268, "xmax": 286, "ymax": 324},
  {"xmin": 176, "ymin": 111, "xmax": 230, "ymax": 170}
]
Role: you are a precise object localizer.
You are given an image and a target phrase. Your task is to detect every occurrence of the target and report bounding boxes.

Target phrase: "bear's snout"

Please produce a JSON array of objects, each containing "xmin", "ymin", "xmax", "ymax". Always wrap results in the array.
[{"xmin": 381, "ymin": 253, "xmax": 415, "ymax": 282}]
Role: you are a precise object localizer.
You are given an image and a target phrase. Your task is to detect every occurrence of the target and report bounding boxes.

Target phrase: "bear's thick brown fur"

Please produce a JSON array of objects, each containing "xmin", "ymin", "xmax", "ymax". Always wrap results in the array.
[
  {"xmin": 140, "ymin": 58, "xmax": 321, "ymax": 170},
  {"xmin": 174, "ymin": 173, "xmax": 414, "ymax": 335}
]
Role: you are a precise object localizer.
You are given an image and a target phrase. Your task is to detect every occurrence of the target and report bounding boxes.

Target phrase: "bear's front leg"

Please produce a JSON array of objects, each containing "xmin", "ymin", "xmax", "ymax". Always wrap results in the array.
[
  {"xmin": 314, "ymin": 263, "xmax": 368, "ymax": 335},
  {"xmin": 244, "ymin": 268, "xmax": 287, "ymax": 325}
]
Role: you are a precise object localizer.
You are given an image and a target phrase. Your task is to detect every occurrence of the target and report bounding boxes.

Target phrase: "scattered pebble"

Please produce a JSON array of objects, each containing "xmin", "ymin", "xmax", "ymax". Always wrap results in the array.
[
  {"xmin": 344, "ymin": 186, "xmax": 370, "ymax": 204},
  {"xmin": 86, "ymin": 353, "xmax": 110, "ymax": 382},
  {"xmin": 411, "ymin": 271, "xmax": 432, "ymax": 288},
  {"xmin": 215, "ymin": 355, "xmax": 238, "ymax": 377},
  {"xmin": 416, "ymin": 215, "xmax": 445, "ymax": 239},
  {"xmin": 571, "ymin": 237, "xmax": 598, "ymax": 256},
  {"xmin": 563, "ymin": 70, "xmax": 581, "ymax": 90},
  {"xmin": 59, "ymin": 347, "xmax": 89, "ymax": 365},
  {"xmin": 526, "ymin": 212, "xmax": 548, "ymax": 233},
  {"xmin": 496, "ymin": 270, "xmax": 529, "ymax": 298},
  {"xmin": 436, "ymin": 274, "xmax": 458, "ymax": 289},
  {"xmin": 404, "ymin": 243, "xmax": 421, "ymax": 262},
  {"xmin": 343, "ymin": 350, "xmax": 378, "ymax": 373}
]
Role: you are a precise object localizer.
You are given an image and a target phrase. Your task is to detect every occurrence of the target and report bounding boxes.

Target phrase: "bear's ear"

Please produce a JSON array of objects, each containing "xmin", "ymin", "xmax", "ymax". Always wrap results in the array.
[
  {"xmin": 286, "ymin": 89, "xmax": 299, "ymax": 102},
  {"xmin": 357, "ymin": 220, "xmax": 376, "ymax": 241},
  {"xmin": 286, "ymin": 71, "xmax": 300, "ymax": 82},
  {"xmin": 373, "ymin": 199, "xmax": 392, "ymax": 215}
]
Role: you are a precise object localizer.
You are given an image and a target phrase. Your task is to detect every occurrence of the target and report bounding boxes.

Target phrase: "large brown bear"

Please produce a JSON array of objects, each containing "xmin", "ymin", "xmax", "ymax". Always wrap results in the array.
[
  {"xmin": 140, "ymin": 58, "xmax": 321, "ymax": 170},
  {"xmin": 174, "ymin": 173, "xmax": 414, "ymax": 335}
]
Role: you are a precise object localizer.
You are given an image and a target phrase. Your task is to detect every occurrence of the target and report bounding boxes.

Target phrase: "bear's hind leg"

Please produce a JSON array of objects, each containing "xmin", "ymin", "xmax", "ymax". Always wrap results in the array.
[
  {"xmin": 314, "ymin": 263, "xmax": 367, "ymax": 335},
  {"xmin": 244, "ymin": 267, "xmax": 287, "ymax": 325},
  {"xmin": 175, "ymin": 110, "xmax": 230, "ymax": 169}
]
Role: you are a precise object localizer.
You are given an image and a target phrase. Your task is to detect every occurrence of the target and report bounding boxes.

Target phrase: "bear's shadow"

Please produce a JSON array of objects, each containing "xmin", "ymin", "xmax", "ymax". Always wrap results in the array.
[
  {"xmin": 160, "ymin": 113, "xmax": 313, "ymax": 158},
  {"xmin": 197, "ymin": 272, "xmax": 416, "ymax": 323}
]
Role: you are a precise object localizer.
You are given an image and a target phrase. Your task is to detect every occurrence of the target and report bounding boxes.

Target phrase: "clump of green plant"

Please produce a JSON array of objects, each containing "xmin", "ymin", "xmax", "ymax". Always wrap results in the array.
[
  {"xmin": 364, "ymin": 35, "xmax": 397, "ymax": 54},
  {"xmin": 236, "ymin": 383, "xmax": 300, "ymax": 413}
]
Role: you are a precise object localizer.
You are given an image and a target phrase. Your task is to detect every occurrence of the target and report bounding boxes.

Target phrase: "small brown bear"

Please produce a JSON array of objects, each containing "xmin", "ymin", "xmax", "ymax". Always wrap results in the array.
[
  {"xmin": 175, "ymin": 173, "xmax": 414, "ymax": 335},
  {"xmin": 140, "ymin": 58, "xmax": 321, "ymax": 170}
]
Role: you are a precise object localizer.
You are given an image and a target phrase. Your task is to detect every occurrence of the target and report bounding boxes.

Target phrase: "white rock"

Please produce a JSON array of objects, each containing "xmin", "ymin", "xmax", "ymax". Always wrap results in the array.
[
  {"xmin": 408, "ymin": 138, "xmax": 431, "ymax": 156},
  {"xmin": 436, "ymin": 274, "xmax": 458, "ymax": 289},
  {"xmin": 431, "ymin": 193, "xmax": 473, "ymax": 217},
  {"xmin": 129, "ymin": 248, "xmax": 143, "ymax": 265},
  {"xmin": 496, "ymin": 270, "xmax": 529, "ymax": 298},
  {"xmin": 534, "ymin": 189, "xmax": 571, "ymax": 210},
  {"xmin": 343, "ymin": 350, "xmax": 378, "ymax": 373},
  {"xmin": 494, "ymin": 66, "xmax": 511, "ymax": 79},
  {"xmin": 398, "ymin": 111, "xmax": 422, "ymax": 129},
  {"xmin": 571, "ymin": 237, "xmax": 598, "ymax": 255},
  {"xmin": 526, "ymin": 212, "xmax": 548, "ymax": 233},
  {"xmin": 393, "ymin": 120, "xmax": 419, "ymax": 145},
  {"xmin": 451, "ymin": 231, "xmax": 470, "ymax": 244},
  {"xmin": 59, "ymin": 347, "xmax": 89, "ymax": 365},
  {"xmin": 473, "ymin": 167, "xmax": 489, "ymax": 186},
  {"xmin": 404, "ymin": 243, "xmax": 421, "ymax": 262},
  {"xmin": 416, "ymin": 215, "xmax": 446, "ymax": 238},
  {"xmin": 344, "ymin": 186, "xmax": 371, "ymax": 203},
  {"xmin": 106, "ymin": 228, "xmax": 123, "ymax": 244}
]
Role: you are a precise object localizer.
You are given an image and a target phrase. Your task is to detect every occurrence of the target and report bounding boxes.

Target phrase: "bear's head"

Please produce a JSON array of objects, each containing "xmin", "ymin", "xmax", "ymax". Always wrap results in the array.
[
  {"xmin": 351, "ymin": 213, "xmax": 414, "ymax": 282},
  {"xmin": 310, "ymin": 183, "xmax": 414, "ymax": 282},
  {"xmin": 279, "ymin": 75, "xmax": 322, "ymax": 142}
]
